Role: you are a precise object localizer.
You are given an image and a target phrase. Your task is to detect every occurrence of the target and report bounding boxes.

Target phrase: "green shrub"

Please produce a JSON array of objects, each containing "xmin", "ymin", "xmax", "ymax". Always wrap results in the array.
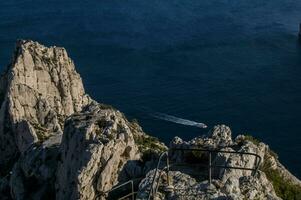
[
  {"xmin": 131, "ymin": 118, "xmax": 139, "ymax": 124},
  {"xmin": 134, "ymin": 134, "xmax": 166, "ymax": 153},
  {"xmin": 98, "ymin": 103, "xmax": 115, "ymax": 110},
  {"xmin": 31, "ymin": 122, "xmax": 49, "ymax": 141},
  {"xmin": 261, "ymin": 154, "xmax": 301, "ymax": 200},
  {"xmin": 243, "ymin": 135, "xmax": 261, "ymax": 146},
  {"xmin": 242, "ymin": 134, "xmax": 301, "ymax": 199}
]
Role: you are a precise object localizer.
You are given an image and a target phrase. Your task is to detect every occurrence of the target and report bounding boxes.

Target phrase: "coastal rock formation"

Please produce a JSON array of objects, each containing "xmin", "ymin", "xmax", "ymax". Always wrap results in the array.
[
  {"xmin": 0, "ymin": 40, "xmax": 167, "ymax": 200},
  {"xmin": 0, "ymin": 40, "xmax": 91, "ymax": 172},
  {"xmin": 56, "ymin": 102, "xmax": 141, "ymax": 200},
  {"xmin": 0, "ymin": 40, "xmax": 301, "ymax": 200},
  {"xmin": 137, "ymin": 125, "xmax": 301, "ymax": 200},
  {"xmin": 137, "ymin": 169, "xmax": 278, "ymax": 200}
]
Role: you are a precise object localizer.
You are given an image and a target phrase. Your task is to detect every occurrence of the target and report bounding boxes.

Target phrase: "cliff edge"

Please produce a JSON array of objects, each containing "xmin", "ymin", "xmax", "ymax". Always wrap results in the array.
[{"xmin": 0, "ymin": 41, "xmax": 300, "ymax": 200}]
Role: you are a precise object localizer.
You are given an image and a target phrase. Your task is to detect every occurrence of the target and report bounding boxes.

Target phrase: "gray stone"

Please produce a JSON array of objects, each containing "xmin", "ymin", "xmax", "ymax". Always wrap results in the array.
[
  {"xmin": 1, "ymin": 40, "xmax": 300, "ymax": 200},
  {"xmin": 55, "ymin": 103, "xmax": 140, "ymax": 200},
  {"xmin": 10, "ymin": 135, "xmax": 60, "ymax": 200},
  {"xmin": 0, "ymin": 40, "xmax": 91, "ymax": 171}
]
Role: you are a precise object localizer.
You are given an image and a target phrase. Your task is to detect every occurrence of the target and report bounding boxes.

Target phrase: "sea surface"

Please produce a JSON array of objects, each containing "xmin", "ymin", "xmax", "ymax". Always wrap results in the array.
[{"xmin": 0, "ymin": 0, "xmax": 301, "ymax": 178}]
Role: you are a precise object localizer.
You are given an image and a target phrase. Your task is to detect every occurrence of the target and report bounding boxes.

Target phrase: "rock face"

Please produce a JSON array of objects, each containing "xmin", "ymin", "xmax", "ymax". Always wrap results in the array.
[
  {"xmin": 56, "ymin": 103, "xmax": 140, "ymax": 200},
  {"xmin": 0, "ymin": 40, "xmax": 91, "ymax": 171},
  {"xmin": 137, "ymin": 125, "xmax": 284, "ymax": 200},
  {"xmin": 1, "ymin": 40, "xmax": 301, "ymax": 200},
  {"xmin": 137, "ymin": 169, "xmax": 278, "ymax": 200},
  {"xmin": 10, "ymin": 137, "xmax": 60, "ymax": 200},
  {"xmin": 0, "ymin": 40, "xmax": 168, "ymax": 200}
]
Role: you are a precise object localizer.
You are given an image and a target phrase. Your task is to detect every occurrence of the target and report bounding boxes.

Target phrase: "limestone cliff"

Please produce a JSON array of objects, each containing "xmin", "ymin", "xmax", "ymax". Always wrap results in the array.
[
  {"xmin": 0, "ymin": 40, "xmax": 300, "ymax": 200},
  {"xmin": 0, "ymin": 40, "xmax": 166, "ymax": 199},
  {"xmin": 0, "ymin": 40, "xmax": 91, "ymax": 172},
  {"xmin": 56, "ymin": 102, "xmax": 141, "ymax": 199}
]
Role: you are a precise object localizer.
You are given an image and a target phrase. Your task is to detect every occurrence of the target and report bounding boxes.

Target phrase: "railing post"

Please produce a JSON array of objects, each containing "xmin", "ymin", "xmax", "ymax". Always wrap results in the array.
[
  {"xmin": 252, "ymin": 156, "xmax": 257, "ymax": 176},
  {"xmin": 148, "ymin": 151, "xmax": 168, "ymax": 200},
  {"xmin": 166, "ymin": 153, "xmax": 170, "ymax": 186},
  {"xmin": 131, "ymin": 180, "xmax": 134, "ymax": 200},
  {"xmin": 208, "ymin": 152, "xmax": 212, "ymax": 186}
]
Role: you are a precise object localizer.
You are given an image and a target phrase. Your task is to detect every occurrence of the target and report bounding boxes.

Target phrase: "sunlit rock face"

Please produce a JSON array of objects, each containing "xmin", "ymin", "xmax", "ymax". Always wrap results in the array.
[
  {"xmin": 138, "ymin": 125, "xmax": 285, "ymax": 200},
  {"xmin": 1, "ymin": 40, "xmax": 301, "ymax": 200},
  {"xmin": 0, "ymin": 40, "xmax": 91, "ymax": 171},
  {"xmin": 0, "ymin": 40, "xmax": 166, "ymax": 199},
  {"xmin": 55, "ymin": 103, "xmax": 142, "ymax": 200}
]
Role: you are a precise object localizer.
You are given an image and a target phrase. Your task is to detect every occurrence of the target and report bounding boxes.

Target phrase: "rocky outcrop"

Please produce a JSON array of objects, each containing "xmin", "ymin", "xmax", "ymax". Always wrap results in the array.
[
  {"xmin": 0, "ymin": 40, "xmax": 91, "ymax": 172},
  {"xmin": 137, "ymin": 125, "xmax": 288, "ymax": 200},
  {"xmin": 1, "ymin": 40, "xmax": 301, "ymax": 200},
  {"xmin": 56, "ymin": 103, "xmax": 141, "ymax": 200},
  {"xmin": 0, "ymin": 40, "xmax": 168, "ymax": 200},
  {"xmin": 137, "ymin": 169, "xmax": 280, "ymax": 200}
]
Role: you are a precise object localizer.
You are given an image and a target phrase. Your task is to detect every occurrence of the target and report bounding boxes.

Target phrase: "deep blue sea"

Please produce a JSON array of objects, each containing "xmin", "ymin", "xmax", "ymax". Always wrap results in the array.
[{"xmin": 1, "ymin": 0, "xmax": 301, "ymax": 178}]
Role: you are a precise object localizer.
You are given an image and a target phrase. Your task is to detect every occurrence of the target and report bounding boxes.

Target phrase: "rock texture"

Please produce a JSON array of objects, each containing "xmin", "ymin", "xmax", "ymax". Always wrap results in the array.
[
  {"xmin": 0, "ymin": 40, "xmax": 91, "ymax": 172},
  {"xmin": 10, "ymin": 137, "xmax": 60, "ymax": 200},
  {"xmin": 137, "ymin": 125, "xmax": 294, "ymax": 200},
  {"xmin": 1, "ymin": 40, "xmax": 301, "ymax": 200},
  {"xmin": 56, "ymin": 103, "xmax": 141, "ymax": 200},
  {"xmin": 0, "ymin": 40, "xmax": 167, "ymax": 200},
  {"xmin": 137, "ymin": 169, "xmax": 279, "ymax": 200}
]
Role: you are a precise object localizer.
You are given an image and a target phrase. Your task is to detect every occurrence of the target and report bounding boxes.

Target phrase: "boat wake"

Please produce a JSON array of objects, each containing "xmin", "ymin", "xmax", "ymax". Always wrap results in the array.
[{"xmin": 151, "ymin": 112, "xmax": 207, "ymax": 128}]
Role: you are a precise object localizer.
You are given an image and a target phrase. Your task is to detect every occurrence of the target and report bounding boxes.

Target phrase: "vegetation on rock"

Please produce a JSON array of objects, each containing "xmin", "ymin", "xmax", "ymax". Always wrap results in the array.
[
  {"xmin": 243, "ymin": 135, "xmax": 261, "ymax": 146},
  {"xmin": 134, "ymin": 134, "xmax": 167, "ymax": 153},
  {"xmin": 261, "ymin": 153, "xmax": 301, "ymax": 200},
  {"xmin": 236, "ymin": 134, "xmax": 301, "ymax": 199}
]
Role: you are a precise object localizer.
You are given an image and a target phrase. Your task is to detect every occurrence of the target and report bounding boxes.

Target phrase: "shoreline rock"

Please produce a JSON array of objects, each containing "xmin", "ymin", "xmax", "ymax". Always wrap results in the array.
[{"xmin": 0, "ymin": 40, "xmax": 300, "ymax": 200}]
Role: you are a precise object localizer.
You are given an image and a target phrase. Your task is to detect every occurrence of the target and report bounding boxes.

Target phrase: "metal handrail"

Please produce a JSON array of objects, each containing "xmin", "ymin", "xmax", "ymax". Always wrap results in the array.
[
  {"xmin": 118, "ymin": 192, "xmax": 138, "ymax": 200},
  {"xmin": 147, "ymin": 151, "xmax": 170, "ymax": 200},
  {"xmin": 170, "ymin": 147, "xmax": 262, "ymax": 185},
  {"xmin": 111, "ymin": 180, "xmax": 135, "ymax": 200},
  {"xmin": 96, "ymin": 147, "xmax": 262, "ymax": 200},
  {"xmin": 96, "ymin": 179, "xmax": 135, "ymax": 200},
  {"xmin": 147, "ymin": 147, "xmax": 262, "ymax": 199}
]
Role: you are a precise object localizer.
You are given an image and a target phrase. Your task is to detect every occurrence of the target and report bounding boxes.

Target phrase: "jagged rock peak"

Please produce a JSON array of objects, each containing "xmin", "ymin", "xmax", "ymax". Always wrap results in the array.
[
  {"xmin": 0, "ymin": 40, "xmax": 92, "ymax": 171},
  {"xmin": 8, "ymin": 39, "xmax": 92, "ymax": 115}
]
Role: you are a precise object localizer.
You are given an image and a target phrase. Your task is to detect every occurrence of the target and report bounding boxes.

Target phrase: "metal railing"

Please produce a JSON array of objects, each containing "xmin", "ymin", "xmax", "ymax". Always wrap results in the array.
[
  {"xmin": 109, "ymin": 180, "xmax": 135, "ymax": 200},
  {"xmin": 96, "ymin": 179, "xmax": 136, "ymax": 200},
  {"xmin": 96, "ymin": 147, "xmax": 262, "ymax": 200},
  {"xmin": 148, "ymin": 151, "xmax": 171, "ymax": 200},
  {"xmin": 171, "ymin": 148, "xmax": 262, "ymax": 185},
  {"xmin": 147, "ymin": 147, "xmax": 262, "ymax": 199}
]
